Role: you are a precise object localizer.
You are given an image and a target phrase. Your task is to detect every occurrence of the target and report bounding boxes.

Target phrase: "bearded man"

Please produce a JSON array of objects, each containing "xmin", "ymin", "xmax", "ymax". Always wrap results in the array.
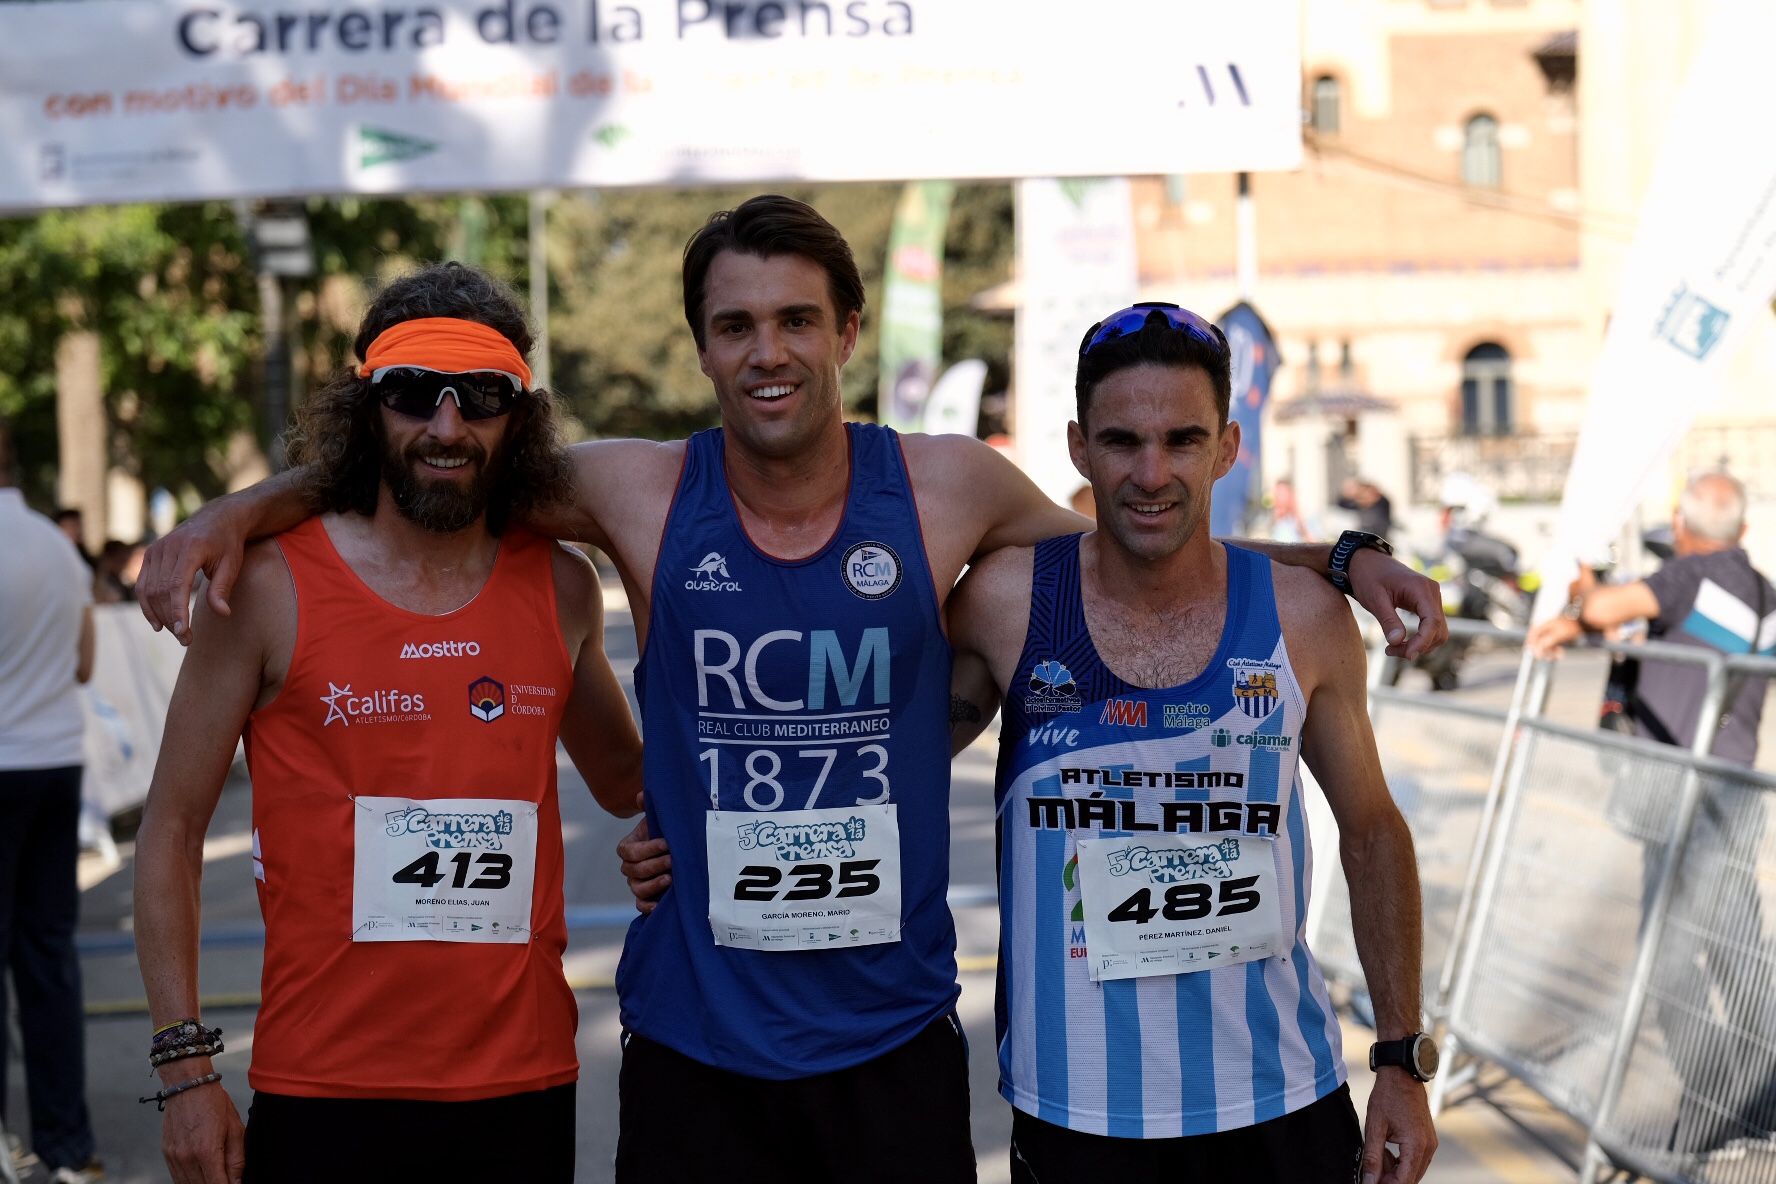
[{"xmin": 131, "ymin": 263, "xmax": 643, "ymax": 1184}]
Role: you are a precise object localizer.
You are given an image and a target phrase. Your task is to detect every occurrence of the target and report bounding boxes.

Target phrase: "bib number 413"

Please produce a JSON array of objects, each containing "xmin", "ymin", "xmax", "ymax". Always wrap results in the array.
[
  {"xmin": 1105, "ymin": 875, "xmax": 1261, "ymax": 925},
  {"xmin": 392, "ymin": 851, "xmax": 513, "ymax": 891}
]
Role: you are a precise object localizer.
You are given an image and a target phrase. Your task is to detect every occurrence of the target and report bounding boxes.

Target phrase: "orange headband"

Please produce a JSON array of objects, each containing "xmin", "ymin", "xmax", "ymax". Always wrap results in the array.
[{"xmin": 357, "ymin": 317, "xmax": 533, "ymax": 387}]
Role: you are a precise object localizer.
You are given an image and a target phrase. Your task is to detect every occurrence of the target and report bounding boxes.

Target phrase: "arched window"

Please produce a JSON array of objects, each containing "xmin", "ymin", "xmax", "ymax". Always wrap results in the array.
[
  {"xmin": 1461, "ymin": 343, "xmax": 1513, "ymax": 435},
  {"xmin": 1463, "ymin": 114, "xmax": 1501, "ymax": 188},
  {"xmin": 1311, "ymin": 76, "xmax": 1341, "ymax": 135}
]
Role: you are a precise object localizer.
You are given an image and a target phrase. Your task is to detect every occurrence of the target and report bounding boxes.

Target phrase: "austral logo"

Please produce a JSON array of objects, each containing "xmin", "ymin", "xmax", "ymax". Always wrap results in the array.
[
  {"xmin": 320, "ymin": 682, "xmax": 427, "ymax": 727},
  {"xmin": 401, "ymin": 640, "xmax": 480, "ymax": 659},
  {"xmin": 1099, "ymin": 698, "xmax": 1148, "ymax": 728},
  {"xmin": 468, "ymin": 677, "xmax": 506, "ymax": 723},
  {"xmin": 1025, "ymin": 659, "xmax": 1083, "ymax": 716},
  {"xmin": 841, "ymin": 541, "xmax": 902, "ymax": 600},
  {"xmin": 686, "ymin": 551, "xmax": 742, "ymax": 592}
]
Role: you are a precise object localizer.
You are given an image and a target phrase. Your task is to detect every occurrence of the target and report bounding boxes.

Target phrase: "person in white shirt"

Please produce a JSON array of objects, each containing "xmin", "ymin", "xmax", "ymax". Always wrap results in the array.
[{"xmin": 0, "ymin": 423, "xmax": 101, "ymax": 1183}]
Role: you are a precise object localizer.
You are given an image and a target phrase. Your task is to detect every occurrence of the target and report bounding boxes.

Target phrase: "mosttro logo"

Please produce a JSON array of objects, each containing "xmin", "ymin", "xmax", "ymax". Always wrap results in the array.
[
  {"xmin": 735, "ymin": 816, "xmax": 867, "ymax": 861},
  {"xmin": 841, "ymin": 541, "xmax": 901, "ymax": 600},
  {"xmin": 468, "ymin": 677, "xmax": 506, "ymax": 723},
  {"xmin": 400, "ymin": 640, "xmax": 480, "ymax": 659},
  {"xmin": 687, "ymin": 551, "xmax": 742, "ymax": 592}
]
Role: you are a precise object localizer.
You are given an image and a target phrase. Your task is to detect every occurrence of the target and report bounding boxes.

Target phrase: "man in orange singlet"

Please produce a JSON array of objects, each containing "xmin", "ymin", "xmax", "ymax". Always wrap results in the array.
[{"xmin": 131, "ymin": 264, "xmax": 643, "ymax": 1184}]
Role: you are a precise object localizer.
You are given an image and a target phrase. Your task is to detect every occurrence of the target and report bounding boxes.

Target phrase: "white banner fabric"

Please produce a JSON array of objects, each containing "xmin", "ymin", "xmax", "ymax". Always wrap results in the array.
[
  {"xmin": 1, "ymin": 0, "xmax": 1301, "ymax": 210},
  {"xmin": 1012, "ymin": 177, "xmax": 1138, "ymax": 506},
  {"xmin": 1539, "ymin": 0, "xmax": 1776, "ymax": 611},
  {"xmin": 80, "ymin": 604, "xmax": 193, "ymax": 819}
]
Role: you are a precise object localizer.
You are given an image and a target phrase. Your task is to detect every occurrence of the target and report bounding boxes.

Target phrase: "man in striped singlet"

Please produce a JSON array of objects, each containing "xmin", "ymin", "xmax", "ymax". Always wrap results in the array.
[
  {"xmin": 132, "ymin": 264, "xmax": 642, "ymax": 1184},
  {"xmin": 947, "ymin": 304, "xmax": 1439, "ymax": 1183}
]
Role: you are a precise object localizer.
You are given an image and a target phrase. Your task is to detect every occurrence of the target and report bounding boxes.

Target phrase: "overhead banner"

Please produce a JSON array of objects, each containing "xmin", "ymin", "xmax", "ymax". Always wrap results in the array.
[
  {"xmin": 1210, "ymin": 301, "xmax": 1281, "ymax": 540},
  {"xmin": 1014, "ymin": 177, "xmax": 1137, "ymax": 506},
  {"xmin": 878, "ymin": 180, "xmax": 955, "ymax": 432},
  {"xmin": 1538, "ymin": 0, "xmax": 1776, "ymax": 614},
  {"xmin": 0, "ymin": 0, "xmax": 1302, "ymax": 210}
]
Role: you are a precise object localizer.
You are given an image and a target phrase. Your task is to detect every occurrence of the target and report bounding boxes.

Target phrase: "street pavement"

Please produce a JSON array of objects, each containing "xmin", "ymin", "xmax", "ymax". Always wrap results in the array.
[{"xmin": 16, "ymin": 599, "xmax": 1606, "ymax": 1182}]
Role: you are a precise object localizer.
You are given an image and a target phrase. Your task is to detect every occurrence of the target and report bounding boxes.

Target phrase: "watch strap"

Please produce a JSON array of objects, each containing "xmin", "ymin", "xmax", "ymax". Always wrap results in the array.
[{"xmin": 1328, "ymin": 530, "xmax": 1392, "ymax": 594}]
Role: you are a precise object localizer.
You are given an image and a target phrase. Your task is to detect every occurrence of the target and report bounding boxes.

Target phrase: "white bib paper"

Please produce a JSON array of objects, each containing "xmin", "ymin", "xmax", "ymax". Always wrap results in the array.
[
  {"xmin": 1077, "ymin": 832, "xmax": 1283, "ymax": 982},
  {"xmin": 706, "ymin": 804, "xmax": 902, "ymax": 952},
  {"xmin": 352, "ymin": 796, "xmax": 538, "ymax": 944}
]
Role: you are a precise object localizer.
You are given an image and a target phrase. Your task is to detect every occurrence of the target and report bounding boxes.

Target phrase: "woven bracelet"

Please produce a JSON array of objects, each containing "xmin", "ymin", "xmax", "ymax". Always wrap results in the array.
[
  {"xmin": 149, "ymin": 1022, "xmax": 223, "ymax": 1064},
  {"xmin": 140, "ymin": 1072, "xmax": 223, "ymax": 1112},
  {"xmin": 149, "ymin": 1041, "xmax": 223, "ymax": 1068}
]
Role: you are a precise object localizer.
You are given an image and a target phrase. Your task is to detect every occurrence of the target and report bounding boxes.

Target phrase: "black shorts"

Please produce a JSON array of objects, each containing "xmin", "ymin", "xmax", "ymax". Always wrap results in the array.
[
  {"xmin": 615, "ymin": 1014, "xmax": 975, "ymax": 1183},
  {"xmin": 1009, "ymin": 1084, "xmax": 1363, "ymax": 1184},
  {"xmin": 242, "ymin": 1082, "xmax": 575, "ymax": 1184}
]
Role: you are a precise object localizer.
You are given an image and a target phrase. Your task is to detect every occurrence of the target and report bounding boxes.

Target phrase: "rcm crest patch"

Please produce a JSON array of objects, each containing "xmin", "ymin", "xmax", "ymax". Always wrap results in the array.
[
  {"xmin": 468, "ymin": 676, "xmax": 506, "ymax": 723},
  {"xmin": 841, "ymin": 541, "xmax": 901, "ymax": 600}
]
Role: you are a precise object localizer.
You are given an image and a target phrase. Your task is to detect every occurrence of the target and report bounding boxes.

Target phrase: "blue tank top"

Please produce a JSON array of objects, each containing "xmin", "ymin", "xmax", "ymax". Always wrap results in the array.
[
  {"xmin": 994, "ymin": 536, "xmax": 1343, "ymax": 1136},
  {"xmin": 618, "ymin": 423, "xmax": 959, "ymax": 1077}
]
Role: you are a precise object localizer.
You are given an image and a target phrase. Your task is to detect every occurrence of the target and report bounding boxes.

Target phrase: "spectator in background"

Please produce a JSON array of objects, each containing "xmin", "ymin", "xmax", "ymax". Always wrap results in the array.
[
  {"xmin": 1265, "ymin": 477, "xmax": 1317, "ymax": 543},
  {"xmin": 1529, "ymin": 471, "xmax": 1776, "ymax": 1163},
  {"xmin": 93, "ymin": 540, "xmax": 139, "ymax": 604},
  {"xmin": 0, "ymin": 424, "xmax": 103, "ymax": 1183},
  {"xmin": 1337, "ymin": 476, "xmax": 1394, "ymax": 542},
  {"xmin": 55, "ymin": 508, "xmax": 94, "ymax": 568}
]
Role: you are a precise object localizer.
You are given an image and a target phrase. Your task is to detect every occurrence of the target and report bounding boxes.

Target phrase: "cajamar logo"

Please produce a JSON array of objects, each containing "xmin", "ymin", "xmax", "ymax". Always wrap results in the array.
[{"xmin": 468, "ymin": 677, "xmax": 506, "ymax": 724}]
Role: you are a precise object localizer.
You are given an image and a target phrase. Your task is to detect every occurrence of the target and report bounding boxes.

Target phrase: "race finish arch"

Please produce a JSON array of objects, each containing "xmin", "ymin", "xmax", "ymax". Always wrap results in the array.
[{"xmin": 0, "ymin": 0, "xmax": 1300, "ymax": 208}]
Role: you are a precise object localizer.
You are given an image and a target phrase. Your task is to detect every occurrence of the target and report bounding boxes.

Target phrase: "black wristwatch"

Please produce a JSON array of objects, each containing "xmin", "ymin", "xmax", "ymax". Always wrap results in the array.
[
  {"xmin": 1369, "ymin": 1032, "xmax": 1439, "ymax": 1082},
  {"xmin": 1327, "ymin": 529, "xmax": 1393, "ymax": 594}
]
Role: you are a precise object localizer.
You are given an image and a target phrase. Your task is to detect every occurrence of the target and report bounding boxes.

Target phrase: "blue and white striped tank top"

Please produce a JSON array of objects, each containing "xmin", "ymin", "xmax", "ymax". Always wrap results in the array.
[{"xmin": 994, "ymin": 535, "xmax": 1344, "ymax": 1136}]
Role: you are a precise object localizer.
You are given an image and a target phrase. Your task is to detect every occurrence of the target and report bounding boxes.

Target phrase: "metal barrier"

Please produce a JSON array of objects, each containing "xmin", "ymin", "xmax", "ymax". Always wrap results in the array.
[{"xmin": 1321, "ymin": 625, "xmax": 1776, "ymax": 1182}]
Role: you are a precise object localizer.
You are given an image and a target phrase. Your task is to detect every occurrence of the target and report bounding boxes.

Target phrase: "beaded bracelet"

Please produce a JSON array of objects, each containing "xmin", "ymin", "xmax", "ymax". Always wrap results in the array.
[
  {"xmin": 149, "ymin": 1041, "xmax": 224, "ymax": 1068},
  {"xmin": 140, "ymin": 1072, "xmax": 223, "ymax": 1112}
]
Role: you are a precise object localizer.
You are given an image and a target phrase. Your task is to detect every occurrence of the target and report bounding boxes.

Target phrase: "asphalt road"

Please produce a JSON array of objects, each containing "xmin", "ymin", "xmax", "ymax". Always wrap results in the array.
[{"xmin": 23, "ymin": 604, "xmax": 1612, "ymax": 1182}]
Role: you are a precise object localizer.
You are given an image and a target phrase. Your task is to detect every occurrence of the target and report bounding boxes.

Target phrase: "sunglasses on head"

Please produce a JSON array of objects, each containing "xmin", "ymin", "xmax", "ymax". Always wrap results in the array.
[
  {"xmin": 1078, "ymin": 302, "xmax": 1227, "ymax": 359},
  {"xmin": 369, "ymin": 365, "xmax": 525, "ymax": 421}
]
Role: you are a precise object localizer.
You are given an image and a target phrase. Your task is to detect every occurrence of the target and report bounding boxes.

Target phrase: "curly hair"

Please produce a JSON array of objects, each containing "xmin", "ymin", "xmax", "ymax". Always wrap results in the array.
[{"xmin": 286, "ymin": 262, "xmax": 573, "ymax": 536}]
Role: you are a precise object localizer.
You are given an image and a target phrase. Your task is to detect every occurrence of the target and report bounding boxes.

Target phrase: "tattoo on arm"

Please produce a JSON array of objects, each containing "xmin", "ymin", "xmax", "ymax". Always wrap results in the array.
[{"xmin": 950, "ymin": 694, "xmax": 983, "ymax": 726}]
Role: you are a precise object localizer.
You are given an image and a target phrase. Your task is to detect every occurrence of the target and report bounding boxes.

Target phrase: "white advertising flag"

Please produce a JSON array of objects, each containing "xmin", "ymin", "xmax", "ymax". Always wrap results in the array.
[
  {"xmin": 1, "ymin": 0, "xmax": 1301, "ymax": 209},
  {"xmin": 1540, "ymin": 0, "xmax": 1776, "ymax": 610},
  {"xmin": 1013, "ymin": 177, "xmax": 1138, "ymax": 506}
]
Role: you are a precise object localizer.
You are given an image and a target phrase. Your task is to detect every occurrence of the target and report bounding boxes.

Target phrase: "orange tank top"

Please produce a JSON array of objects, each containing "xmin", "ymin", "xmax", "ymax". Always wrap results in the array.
[{"xmin": 243, "ymin": 518, "xmax": 577, "ymax": 1100}]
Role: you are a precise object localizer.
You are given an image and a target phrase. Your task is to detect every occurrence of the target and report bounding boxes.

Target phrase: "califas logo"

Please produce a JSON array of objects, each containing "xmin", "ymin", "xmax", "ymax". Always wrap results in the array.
[
  {"xmin": 686, "ymin": 551, "xmax": 742, "ymax": 592},
  {"xmin": 1107, "ymin": 838, "xmax": 1241, "ymax": 883},
  {"xmin": 383, "ymin": 805, "xmax": 513, "ymax": 851},
  {"xmin": 320, "ymin": 682, "xmax": 426, "ymax": 727},
  {"xmin": 736, "ymin": 816, "xmax": 866, "ymax": 862},
  {"xmin": 1025, "ymin": 659, "xmax": 1083, "ymax": 716},
  {"xmin": 468, "ymin": 677, "xmax": 506, "ymax": 723},
  {"xmin": 841, "ymin": 541, "xmax": 902, "ymax": 600},
  {"xmin": 401, "ymin": 640, "xmax": 481, "ymax": 659},
  {"xmin": 1099, "ymin": 698, "xmax": 1148, "ymax": 727}
]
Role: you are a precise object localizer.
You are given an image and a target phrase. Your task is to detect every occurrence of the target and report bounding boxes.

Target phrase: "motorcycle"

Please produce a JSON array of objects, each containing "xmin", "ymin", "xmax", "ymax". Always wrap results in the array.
[{"xmin": 1387, "ymin": 526, "xmax": 1539, "ymax": 691}]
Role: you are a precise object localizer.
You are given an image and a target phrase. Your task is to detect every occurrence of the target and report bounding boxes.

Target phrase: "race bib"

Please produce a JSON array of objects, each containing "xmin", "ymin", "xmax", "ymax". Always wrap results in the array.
[
  {"xmin": 352, "ymin": 796, "xmax": 538, "ymax": 944},
  {"xmin": 1076, "ymin": 832, "xmax": 1283, "ymax": 982},
  {"xmin": 706, "ymin": 805, "xmax": 901, "ymax": 951}
]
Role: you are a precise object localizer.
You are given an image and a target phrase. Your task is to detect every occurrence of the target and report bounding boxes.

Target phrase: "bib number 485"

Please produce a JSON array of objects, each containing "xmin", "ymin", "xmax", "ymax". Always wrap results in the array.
[
  {"xmin": 734, "ymin": 860, "xmax": 881, "ymax": 902},
  {"xmin": 1106, "ymin": 875, "xmax": 1261, "ymax": 925}
]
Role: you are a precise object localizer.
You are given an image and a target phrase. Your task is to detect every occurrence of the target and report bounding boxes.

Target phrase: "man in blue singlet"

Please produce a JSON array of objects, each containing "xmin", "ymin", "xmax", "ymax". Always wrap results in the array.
[
  {"xmin": 137, "ymin": 199, "xmax": 1447, "ymax": 1181},
  {"xmin": 945, "ymin": 305, "xmax": 1439, "ymax": 1183}
]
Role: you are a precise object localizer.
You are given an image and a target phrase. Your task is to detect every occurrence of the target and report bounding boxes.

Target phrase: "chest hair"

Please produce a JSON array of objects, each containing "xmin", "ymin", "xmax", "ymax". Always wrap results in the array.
[{"xmin": 1084, "ymin": 587, "xmax": 1227, "ymax": 691}]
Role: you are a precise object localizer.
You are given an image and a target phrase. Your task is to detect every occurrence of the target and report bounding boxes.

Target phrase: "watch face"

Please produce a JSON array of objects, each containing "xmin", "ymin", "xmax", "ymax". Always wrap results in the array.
[{"xmin": 1411, "ymin": 1034, "xmax": 1440, "ymax": 1080}]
